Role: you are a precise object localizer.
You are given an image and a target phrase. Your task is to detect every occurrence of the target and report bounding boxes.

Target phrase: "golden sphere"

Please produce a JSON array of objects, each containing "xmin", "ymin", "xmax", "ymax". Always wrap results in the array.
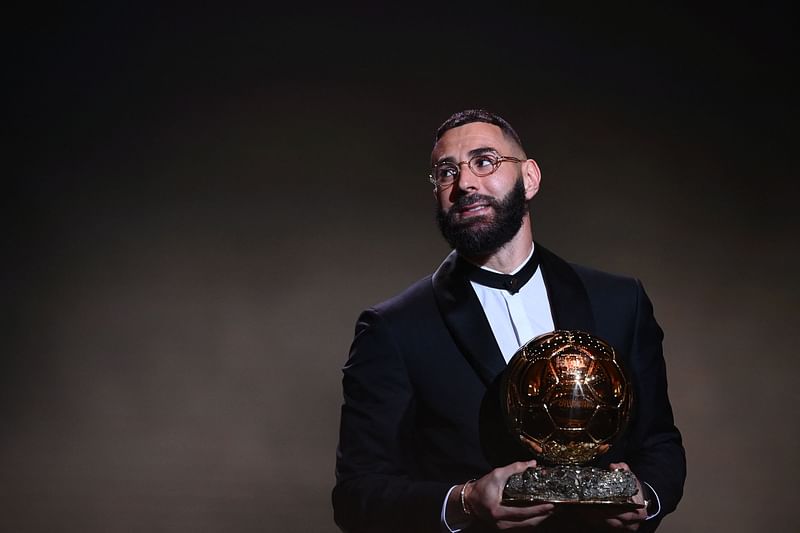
[{"xmin": 502, "ymin": 330, "xmax": 632, "ymax": 465}]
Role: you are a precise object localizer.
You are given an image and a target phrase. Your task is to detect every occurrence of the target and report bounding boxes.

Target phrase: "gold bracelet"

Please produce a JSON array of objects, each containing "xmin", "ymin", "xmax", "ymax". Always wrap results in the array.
[{"xmin": 460, "ymin": 479, "xmax": 476, "ymax": 516}]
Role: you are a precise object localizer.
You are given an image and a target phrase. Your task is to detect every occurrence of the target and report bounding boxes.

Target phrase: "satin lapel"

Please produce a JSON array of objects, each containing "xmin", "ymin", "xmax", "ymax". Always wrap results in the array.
[
  {"xmin": 431, "ymin": 252, "xmax": 506, "ymax": 387},
  {"xmin": 537, "ymin": 244, "xmax": 596, "ymax": 333}
]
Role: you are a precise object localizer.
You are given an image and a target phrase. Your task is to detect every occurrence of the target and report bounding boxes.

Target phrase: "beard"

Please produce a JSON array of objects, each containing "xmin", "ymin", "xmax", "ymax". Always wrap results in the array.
[{"xmin": 436, "ymin": 177, "xmax": 528, "ymax": 258}]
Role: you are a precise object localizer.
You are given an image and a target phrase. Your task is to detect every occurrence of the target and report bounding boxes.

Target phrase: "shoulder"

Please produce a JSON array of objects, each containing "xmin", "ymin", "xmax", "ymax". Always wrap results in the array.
[
  {"xmin": 569, "ymin": 262, "xmax": 642, "ymax": 301},
  {"xmin": 569, "ymin": 262, "xmax": 648, "ymax": 331},
  {"xmin": 566, "ymin": 259, "xmax": 662, "ymax": 355},
  {"xmin": 347, "ymin": 274, "xmax": 452, "ymax": 378},
  {"xmin": 372, "ymin": 275, "xmax": 436, "ymax": 316},
  {"xmin": 353, "ymin": 275, "xmax": 438, "ymax": 335},
  {"xmin": 537, "ymin": 244, "xmax": 649, "ymax": 330},
  {"xmin": 539, "ymin": 242, "xmax": 640, "ymax": 297},
  {"xmin": 548, "ymin": 255, "xmax": 663, "ymax": 365}
]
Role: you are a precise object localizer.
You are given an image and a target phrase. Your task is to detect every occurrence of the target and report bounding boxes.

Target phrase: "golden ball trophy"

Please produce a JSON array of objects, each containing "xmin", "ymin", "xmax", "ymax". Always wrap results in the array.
[{"xmin": 501, "ymin": 330, "xmax": 644, "ymax": 510}]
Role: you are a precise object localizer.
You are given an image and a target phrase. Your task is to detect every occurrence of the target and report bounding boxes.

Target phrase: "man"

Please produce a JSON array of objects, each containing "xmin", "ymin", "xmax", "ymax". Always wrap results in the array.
[{"xmin": 333, "ymin": 110, "xmax": 685, "ymax": 532}]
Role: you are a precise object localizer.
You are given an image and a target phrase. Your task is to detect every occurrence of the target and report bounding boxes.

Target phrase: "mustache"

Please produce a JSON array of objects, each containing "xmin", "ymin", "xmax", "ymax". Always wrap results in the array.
[{"xmin": 449, "ymin": 193, "xmax": 498, "ymax": 211}]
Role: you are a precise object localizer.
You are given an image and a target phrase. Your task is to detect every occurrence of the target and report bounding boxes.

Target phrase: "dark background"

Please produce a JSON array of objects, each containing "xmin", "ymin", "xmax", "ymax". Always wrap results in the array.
[{"xmin": 4, "ymin": 5, "xmax": 797, "ymax": 532}]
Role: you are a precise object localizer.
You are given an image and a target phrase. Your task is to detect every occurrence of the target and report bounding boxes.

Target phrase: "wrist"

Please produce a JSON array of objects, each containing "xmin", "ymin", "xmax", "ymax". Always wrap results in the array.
[
  {"xmin": 640, "ymin": 481, "xmax": 662, "ymax": 520},
  {"xmin": 460, "ymin": 479, "xmax": 476, "ymax": 518}
]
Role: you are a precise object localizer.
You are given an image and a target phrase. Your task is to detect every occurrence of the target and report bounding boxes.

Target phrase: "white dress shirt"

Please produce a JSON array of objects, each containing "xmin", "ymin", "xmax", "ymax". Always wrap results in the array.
[{"xmin": 468, "ymin": 246, "xmax": 554, "ymax": 361}]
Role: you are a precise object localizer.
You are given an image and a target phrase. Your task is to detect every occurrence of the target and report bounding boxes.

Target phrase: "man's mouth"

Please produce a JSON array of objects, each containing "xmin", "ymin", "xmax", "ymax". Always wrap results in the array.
[{"xmin": 456, "ymin": 202, "xmax": 492, "ymax": 218}]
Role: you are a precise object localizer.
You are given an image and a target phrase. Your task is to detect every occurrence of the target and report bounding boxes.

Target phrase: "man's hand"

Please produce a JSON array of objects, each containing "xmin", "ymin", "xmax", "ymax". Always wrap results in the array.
[
  {"xmin": 583, "ymin": 462, "xmax": 648, "ymax": 531},
  {"xmin": 462, "ymin": 460, "xmax": 554, "ymax": 530}
]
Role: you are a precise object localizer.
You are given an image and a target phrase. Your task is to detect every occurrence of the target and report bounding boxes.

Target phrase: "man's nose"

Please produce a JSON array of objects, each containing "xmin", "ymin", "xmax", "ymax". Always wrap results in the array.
[{"xmin": 455, "ymin": 162, "xmax": 480, "ymax": 191}]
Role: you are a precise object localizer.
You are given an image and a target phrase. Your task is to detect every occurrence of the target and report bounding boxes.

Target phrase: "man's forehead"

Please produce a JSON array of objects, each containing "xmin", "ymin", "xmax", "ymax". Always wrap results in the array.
[{"xmin": 431, "ymin": 122, "xmax": 512, "ymax": 161}]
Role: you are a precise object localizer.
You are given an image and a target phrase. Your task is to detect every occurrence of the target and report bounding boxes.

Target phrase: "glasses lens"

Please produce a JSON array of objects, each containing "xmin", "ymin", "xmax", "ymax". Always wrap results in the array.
[
  {"xmin": 434, "ymin": 164, "xmax": 458, "ymax": 186},
  {"xmin": 469, "ymin": 154, "xmax": 499, "ymax": 176}
]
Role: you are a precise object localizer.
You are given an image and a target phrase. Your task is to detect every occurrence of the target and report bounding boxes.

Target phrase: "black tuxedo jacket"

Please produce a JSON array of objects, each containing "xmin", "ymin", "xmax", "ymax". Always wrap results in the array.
[{"xmin": 333, "ymin": 245, "xmax": 685, "ymax": 532}]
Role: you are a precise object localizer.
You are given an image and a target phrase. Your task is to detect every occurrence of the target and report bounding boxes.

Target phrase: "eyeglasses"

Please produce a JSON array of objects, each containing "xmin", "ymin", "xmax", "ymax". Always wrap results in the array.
[{"xmin": 429, "ymin": 153, "xmax": 525, "ymax": 190}]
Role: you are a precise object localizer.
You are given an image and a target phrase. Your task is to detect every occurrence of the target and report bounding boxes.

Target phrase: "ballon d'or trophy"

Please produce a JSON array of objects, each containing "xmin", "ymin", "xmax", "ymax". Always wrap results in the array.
[{"xmin": 501, "ymin": 330, "xmax": 643, "ymax": 510}]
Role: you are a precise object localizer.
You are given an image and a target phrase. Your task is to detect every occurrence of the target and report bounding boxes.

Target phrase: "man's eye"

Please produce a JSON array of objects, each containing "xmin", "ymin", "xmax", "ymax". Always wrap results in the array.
[
  {"xmin": 437, "ymin": 166, "xmax": 457, "ymax": 180},
  {"xmin": 473, "ymin": 156, "xmax": 496, "ymax": 169}
]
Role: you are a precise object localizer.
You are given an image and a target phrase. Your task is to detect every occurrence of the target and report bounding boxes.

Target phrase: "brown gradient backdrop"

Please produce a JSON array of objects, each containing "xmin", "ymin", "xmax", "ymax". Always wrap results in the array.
[{"xmin": 4, "ymin": 6, "xmax": 797, "ymax": 533}]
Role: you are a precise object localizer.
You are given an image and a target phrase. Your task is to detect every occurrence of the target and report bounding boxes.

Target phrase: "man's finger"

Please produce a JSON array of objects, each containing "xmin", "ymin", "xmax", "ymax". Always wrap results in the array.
[{"xmin": 492, "ymin": 502, "xmax": 554, "ymax": 521}]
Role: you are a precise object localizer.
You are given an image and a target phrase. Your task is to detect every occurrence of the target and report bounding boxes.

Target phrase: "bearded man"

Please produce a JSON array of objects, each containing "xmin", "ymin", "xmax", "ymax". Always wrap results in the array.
[{"xmin": 333, "ymin": 110, "xmax": 685, "ymax": 532}]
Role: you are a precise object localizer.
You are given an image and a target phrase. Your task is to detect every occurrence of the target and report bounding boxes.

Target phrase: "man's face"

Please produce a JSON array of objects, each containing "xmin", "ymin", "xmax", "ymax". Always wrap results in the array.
[{"xmin": 431, "ymin": 122, "xmax": 540, "ymax": 257}]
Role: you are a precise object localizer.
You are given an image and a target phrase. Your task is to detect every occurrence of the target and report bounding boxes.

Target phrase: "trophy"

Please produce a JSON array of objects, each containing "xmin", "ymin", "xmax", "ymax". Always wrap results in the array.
[{"xmin": 501, "ymin": 330, "xmax": 643, "ymax": 509}]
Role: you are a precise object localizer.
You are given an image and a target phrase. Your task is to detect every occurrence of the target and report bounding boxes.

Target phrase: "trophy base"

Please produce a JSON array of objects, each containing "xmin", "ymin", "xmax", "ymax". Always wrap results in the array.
[
  {"xmin": 503, "ymin": 496, "xmax": 644, "ymax": 511},
  {"xmin": 502, "ymin": 465, "xmax": 644, "ymax": 509}
]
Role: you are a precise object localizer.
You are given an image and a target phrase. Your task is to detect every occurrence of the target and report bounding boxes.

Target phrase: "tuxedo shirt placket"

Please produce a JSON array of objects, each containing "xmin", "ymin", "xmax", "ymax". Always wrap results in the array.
[{"xmin": 470, "ymin": 268, "xmax": 555, "ymax": 363}]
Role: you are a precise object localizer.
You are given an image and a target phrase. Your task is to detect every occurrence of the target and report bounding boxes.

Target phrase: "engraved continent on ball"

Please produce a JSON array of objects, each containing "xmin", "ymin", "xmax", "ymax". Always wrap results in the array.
[{"xmin": 501, "ymin": 330, "xmax": 641, "ymax": 507}]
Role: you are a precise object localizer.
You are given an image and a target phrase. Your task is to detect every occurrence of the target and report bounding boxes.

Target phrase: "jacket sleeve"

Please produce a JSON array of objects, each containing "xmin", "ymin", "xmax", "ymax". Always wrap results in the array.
[
  {"xmin": 626, "ymin": 281, "xmax": 686, "ymax": 532},
  {"xmin": 332, "ymin": 309, "xmax": 451, "ymax": 533}
]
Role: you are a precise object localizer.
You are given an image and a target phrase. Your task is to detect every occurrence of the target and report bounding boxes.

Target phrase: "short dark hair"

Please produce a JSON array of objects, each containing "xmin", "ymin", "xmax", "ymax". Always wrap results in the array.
[{"xmin": 434, "ymin": 109, "xmax": 525, "ymax": 153}]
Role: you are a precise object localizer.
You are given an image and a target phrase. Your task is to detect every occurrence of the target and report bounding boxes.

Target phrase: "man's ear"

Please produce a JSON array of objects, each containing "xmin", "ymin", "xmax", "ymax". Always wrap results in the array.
[{"xmin": 522, "ymin": 159, "xmax": 542, "ymax": 200}]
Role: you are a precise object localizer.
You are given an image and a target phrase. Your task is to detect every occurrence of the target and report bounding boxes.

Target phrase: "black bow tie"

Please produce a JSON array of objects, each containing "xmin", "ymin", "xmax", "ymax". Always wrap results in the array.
[{"xmin": 459, "ymin": 249, "xmax": 540, "ymax": 295}]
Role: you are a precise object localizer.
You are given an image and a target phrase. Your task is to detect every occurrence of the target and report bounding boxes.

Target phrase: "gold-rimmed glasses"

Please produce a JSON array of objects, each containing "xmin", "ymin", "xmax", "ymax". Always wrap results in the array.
[{"xmin": 429, "ymin": 153, "xmax": 524, "ymax": 190}]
